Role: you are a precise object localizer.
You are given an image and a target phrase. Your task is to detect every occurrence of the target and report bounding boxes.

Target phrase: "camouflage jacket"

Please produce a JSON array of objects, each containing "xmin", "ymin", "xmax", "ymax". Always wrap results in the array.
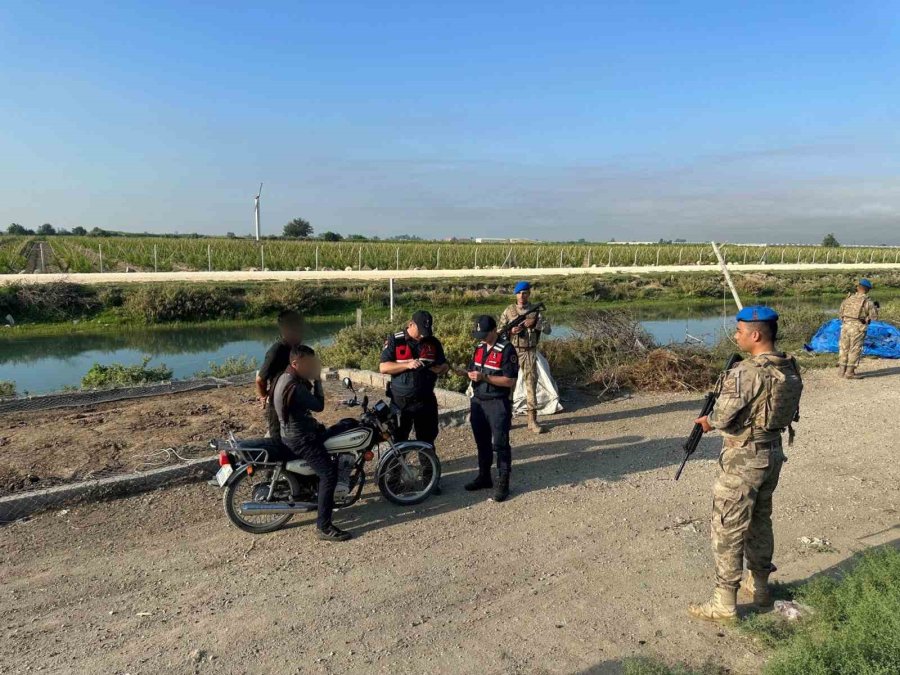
[
  {"xmin": 498, "ymin": 303, "xmax": 549, "ymax": 350},
  {"xmin": 708, "ymin": 352, "xmax": 803, "ymax": 444},
  {"xmin": 839, "ymin": 292, "xmax": 878, "ymax": 324}
]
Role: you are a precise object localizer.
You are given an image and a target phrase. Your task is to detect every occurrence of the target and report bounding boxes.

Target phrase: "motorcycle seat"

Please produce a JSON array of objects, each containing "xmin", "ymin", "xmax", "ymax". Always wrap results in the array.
[{"xmin": 236, "ymin": 437, "xmax": 294, "ymax": 462}]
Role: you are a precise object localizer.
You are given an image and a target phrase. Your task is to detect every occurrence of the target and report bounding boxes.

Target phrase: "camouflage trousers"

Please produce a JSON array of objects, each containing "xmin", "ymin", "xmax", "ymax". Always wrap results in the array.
[
  {"xmin": 838, "ymin": 321, "xmax": 867, "ymax": 367},
  {"xmin": 516, "ymin": 347, "xmax": 538, "ymax": 413},
  {"xmin": 711, "ymin": 438, "xmax": 784, "ymax": 590}
]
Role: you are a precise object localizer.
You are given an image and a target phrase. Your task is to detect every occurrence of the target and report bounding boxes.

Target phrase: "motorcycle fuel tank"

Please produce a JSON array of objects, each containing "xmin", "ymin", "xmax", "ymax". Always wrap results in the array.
[{"xmin": 323, "ymin": 427, "xmax": 374, "ymax": 453}]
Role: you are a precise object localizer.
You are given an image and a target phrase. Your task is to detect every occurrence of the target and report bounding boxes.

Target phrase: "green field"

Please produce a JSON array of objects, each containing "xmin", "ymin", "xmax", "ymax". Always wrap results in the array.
[{"xmin": 1, "ymin": 235, "xmax": 899, "ymax": 274}]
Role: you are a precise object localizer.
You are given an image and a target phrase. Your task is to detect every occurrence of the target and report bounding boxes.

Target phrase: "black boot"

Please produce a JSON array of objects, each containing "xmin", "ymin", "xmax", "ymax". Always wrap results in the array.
[
  {"xmin": 464, "ymin": 474, "xmax": 493, "ymax": 491},
  {"xmin": 493, "ymin": 470, "xmax": 510, "ymax": 502}
]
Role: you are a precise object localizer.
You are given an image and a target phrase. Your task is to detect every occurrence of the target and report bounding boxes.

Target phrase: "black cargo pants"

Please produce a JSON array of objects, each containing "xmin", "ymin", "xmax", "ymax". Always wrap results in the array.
[{"xmin": 470, "ymin": 396, "xmax": 512, "ymax": 477}]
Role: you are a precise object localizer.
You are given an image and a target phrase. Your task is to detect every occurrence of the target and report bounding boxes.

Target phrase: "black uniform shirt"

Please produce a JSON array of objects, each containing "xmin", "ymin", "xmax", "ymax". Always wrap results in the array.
[
  {"xmin": 467, "ymin": 339, "xmax": 518, "ymax": 399},
  {"xmin": 259, "ymin": 339, "xmax": 292, "ymax": 393},
  {"xmin": 380, "ymin": 330, "xmax": 447, "ymax": 399}
]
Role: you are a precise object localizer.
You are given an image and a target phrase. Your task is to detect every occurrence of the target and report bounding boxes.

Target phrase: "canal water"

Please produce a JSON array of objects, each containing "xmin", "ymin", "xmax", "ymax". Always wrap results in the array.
[{"xmin": 0, "ymin": 301, "xmax": 834, "ymax": 395}]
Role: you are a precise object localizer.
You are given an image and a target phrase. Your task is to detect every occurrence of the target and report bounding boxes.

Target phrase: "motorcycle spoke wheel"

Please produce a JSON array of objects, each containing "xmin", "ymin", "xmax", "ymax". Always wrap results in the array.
[
  {"xmin": 379, "ymin": 448, "xmax": 439, "ymax": 505},
  {"xmin": 223, "ymin": 471, "xmax": 294, "ymax": 534}
]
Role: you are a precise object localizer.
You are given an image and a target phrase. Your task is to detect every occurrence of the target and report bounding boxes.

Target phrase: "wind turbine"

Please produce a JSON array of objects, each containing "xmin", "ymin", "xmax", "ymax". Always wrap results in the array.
[{"xmin": 253, "ymin": 183, "xmax": 263, "ymax": 241}]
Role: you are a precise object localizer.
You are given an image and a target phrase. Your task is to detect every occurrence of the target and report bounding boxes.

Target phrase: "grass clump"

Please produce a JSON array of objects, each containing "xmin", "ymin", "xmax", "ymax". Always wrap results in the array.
[
  {"xmin": 81, "ymin": 357, "xmax": 173, "ymax": 389},
  {"xmin": 0, "ymin": 380, "xmax": 15, "ymax": 397},
  {"xmin": 740, "ymin": 547, "xmax": 900, "ymax": 674},
  {"xmin": 124, "ymin": 286, "xmax": 239, "ymax": 323},
  {"xmin": 194, "ymin": 355, "xmax": 258, "ymax": 378}
]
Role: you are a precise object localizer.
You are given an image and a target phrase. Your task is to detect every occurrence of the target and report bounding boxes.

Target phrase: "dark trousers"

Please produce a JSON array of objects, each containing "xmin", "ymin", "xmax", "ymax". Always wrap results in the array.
[
  {"xmin": 288, "ymin": 438, "xmax": 337, "ymax": 531},
  {"xmin": 265, "ymin": 403, "xmax": 281, "ymax": 443},
  {"xmin": 393, "ymin": 393, "xmax": 439, "ymax": 445},
  {"xmin": 470, "ymin": 396, "xmax": 512, "ymax": 477}
]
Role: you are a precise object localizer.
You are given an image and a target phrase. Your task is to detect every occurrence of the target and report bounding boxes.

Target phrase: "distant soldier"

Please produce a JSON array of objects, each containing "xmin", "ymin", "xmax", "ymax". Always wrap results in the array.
[
  {"xmin": 498, "ymin": 281, "xmax": 549, "ymax": 434},
  {"xmin": 464, "ymin": 315, "xmax": 519, "ymax": 502},
  {"xmin": 689, "ymin": 306, "xmax": 803, "ymax": 623},
  {"xmin": 838, "ymin": 279, "xmax": 878, "ymax": 379},
  {"xmin": 256, "ymin": 310, "xmax": 305, "ymax": 443}
]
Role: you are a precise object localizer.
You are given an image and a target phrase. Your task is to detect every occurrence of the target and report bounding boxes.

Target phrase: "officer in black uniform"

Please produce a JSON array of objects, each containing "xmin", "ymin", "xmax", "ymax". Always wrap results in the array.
[
  {"xmin": 256, "ymin": 310, "xmax": 305, "ymax": 443},
  {"xmin": 464, "ymin": 315, "xmax": 519, "ymax": 502},
  {"xmin": 379, "ymin": 311, "xmax": 449, "ymax": 485}
]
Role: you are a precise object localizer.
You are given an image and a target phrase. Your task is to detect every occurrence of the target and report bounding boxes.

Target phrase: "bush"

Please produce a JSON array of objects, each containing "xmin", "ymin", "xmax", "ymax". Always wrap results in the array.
[
  {"xmin": 0, "ymin": 380, "xmax": 15, "ymax": 397},
  {"xmin": 741, "ymin": 548, "xmax": 900, "ymax": 675},
  {"xmin": 0, "ymin": 282, "xmax": 99, "ymax": 322},
  {"xmin": 194, "ymin": 355, "xmax": 258, "ymax": 378},
  {"xmin": 245, "ymin": 281, "xmax": 322, "ymax": 317},
  {"xmin": 81, "ymin": 357, "xmax": 173, "ymax": 389},
  {"xmin": 124, "ymin": 286, "xmax": 239, "ymax": 322}
]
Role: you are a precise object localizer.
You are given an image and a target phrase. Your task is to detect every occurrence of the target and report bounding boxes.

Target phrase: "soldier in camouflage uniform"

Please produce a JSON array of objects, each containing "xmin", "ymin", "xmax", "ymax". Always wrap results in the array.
[
  {"xmin": 498, "ymin": 281, "xmax": 549, "ymax": 434},
  {"xmin": 838, "ymin": 279, "xmax": 878, "ymax": 379},
  {"xmin": 689, "ymin": 306, "xmax": 803, "ymax": 623}
]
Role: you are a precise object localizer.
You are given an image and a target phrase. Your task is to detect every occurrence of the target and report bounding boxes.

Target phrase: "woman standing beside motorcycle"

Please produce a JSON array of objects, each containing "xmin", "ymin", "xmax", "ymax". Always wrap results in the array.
[{"xmin": 273, "ymin": 345, "xmax": 354, "ymax": 542}]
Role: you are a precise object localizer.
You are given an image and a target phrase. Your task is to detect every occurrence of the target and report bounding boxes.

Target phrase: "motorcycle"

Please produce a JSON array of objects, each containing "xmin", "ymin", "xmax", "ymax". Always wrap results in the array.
[{"xmin": 211, "ymin": 377, "xmax": 441, "ymax": 534}]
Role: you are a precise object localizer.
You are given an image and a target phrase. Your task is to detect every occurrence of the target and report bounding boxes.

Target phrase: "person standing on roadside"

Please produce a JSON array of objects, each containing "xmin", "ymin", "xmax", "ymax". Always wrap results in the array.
[
  {"xmin": 838, "ymin": 279, "xmax": 878, "ymax": 379},
  {"xmin": 379, "ymin": 311, "xmax": 449, "ymax": 488},
  {"xmin": 464, "ymin": 315, "xmax": 519, "ymax": 502},
  {"xmin": 688, "ymin": 306, "xmax": 803, "ymax": 623},
  {"xmin": 256, "ymin": 310, "xmax": 305, "ymax": 443},
  {"xmin": 498, "ymin": 280, "xmax": 549, "ymax": 433}
]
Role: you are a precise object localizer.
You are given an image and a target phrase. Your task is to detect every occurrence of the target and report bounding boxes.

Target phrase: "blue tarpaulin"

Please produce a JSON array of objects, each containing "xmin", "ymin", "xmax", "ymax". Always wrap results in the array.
[{"xmin": 805, "ymin": 319, "xmax": 900, "ymax": 359}]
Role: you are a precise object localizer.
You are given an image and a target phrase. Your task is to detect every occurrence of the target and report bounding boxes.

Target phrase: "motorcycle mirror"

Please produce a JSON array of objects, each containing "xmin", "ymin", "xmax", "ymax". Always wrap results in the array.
[{"xmin": 342, "ymin": 377, "xmax": 354, "ymax": 390}]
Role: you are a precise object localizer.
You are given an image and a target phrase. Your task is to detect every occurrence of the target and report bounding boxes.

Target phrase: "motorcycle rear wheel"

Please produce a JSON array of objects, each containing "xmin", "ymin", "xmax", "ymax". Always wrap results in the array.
[
  {"xmin": 223, "ymin": 470, "xmax": 297, "ymax": 534},
  {"xmin": 378, "ymin": 447, "xmax": 440, "ymax": 506}
]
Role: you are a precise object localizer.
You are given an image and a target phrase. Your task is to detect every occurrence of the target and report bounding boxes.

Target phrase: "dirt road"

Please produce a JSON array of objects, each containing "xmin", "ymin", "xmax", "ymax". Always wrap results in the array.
[
  {"xmin": 3, "ymin": 262, "xmax": 900, "ymax": 286},
  {"xmin": 1, "ymin": 362, "xmax": 898, "ymax": 674}
]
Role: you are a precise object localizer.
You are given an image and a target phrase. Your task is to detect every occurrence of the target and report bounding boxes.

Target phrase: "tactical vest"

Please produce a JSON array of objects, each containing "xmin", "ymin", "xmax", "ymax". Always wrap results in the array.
[
  {"xmin": 391, "ymin": 332, "xmax": 414, "ymax": 361},
  {"xmin": 473, "ymin": 340, "xmax": 508, "ymax": 372},
  {"xmin": 745, "ymin": 355, "xmax": 803, "ymax": 434},
  {"xmin": 840, "ymin": 293, "xmax": 870, "ymax": 321}
]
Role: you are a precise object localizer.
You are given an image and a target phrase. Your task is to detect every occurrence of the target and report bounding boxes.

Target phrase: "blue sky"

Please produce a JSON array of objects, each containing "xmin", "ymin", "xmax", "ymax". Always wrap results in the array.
[{"xmin": 1, "ymin": 1, "xmax": 899, "ymax": 243}]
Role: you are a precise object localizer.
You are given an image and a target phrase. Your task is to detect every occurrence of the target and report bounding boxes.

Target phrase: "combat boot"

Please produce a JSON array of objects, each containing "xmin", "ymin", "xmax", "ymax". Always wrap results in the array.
[
  {"xmin": 837, "ymin": 365, "xmax": 846, "ymax": 377},
  {"xmin": 464, "ymin": 474, "xmax": 493, "ymax": 491},
  {"xmin": 739, "ymin": 570, "xmax": 773, "ymax": 607},
  {"xmin": 845, "ymin": 367, "xmax": 859, "ymax": 379},
  {"xmin": 688, "ymin": 587, "xmax": 737, "ymax": 623},
  {"xmin": 492, "ymin": 470, "xmax": 510, "ymax": 502},
  {"xmin": 527, "ymin": 410, "xmax": 544, "ymax": 434}
]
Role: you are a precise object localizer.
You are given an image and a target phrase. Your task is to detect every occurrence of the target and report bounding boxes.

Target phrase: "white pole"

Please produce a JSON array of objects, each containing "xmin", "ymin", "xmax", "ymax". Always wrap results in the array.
[
  {"xmin": 315, "ymin": 246, "xmax": 319, "ymax": 271},
  {"xmin": 396, "ymin": 247, "xmax": 400, "ymax": 270},
  {"xmin": 260, "ymin": 245, "xmax": 265, "ymax": 270},
  {"xmin": 855, "ymin": 250, "xmax": 859, "ymax": 263},
  {"xmin": 154, "ymin": 244, "xmax": 158, "ymax": 272},
  {"xmin": 678, "ymin": 248, "xmax": 683, "ymax": 265},
  {"xmin": 389, "ymin": 278, "xmax": 394, "ymax": 323},
  {"xmin": 474, "ymin": 248, "xmax": 478, "ymax": 268},
  {"xmin": 608, "ymin": 248, "xmax": 612, "ymax": 266},
  {"xmin": 358, "ymin": 247, "xmax": 362, "ymax": 271},
  {"xmin": 536, "ymin": 247, "xmax": 540, "ymax": 268},
  {"xmin": 780, "ymin": 249, "xmax": 785, "ymax": 264},
  {"xmin": 208, "ymin": 244, "xmax": 212, "ymax": 272},
  {"xmin": 633, "ymin": 249, "xmax": 638, "ymax": 266},
  {"xmin": 39, "ymin": 244, "xmax": 45, "ymax": 273},
  {"xmin": 841, "ymin": 250, "xmax": 846, "ymax": 264},
  {"xmin": 587, "ymin": 248, "xmax": 591, "ymax": 267},
  {"xmin": 655, "ymin": 248, "xmax": 660, "ymax": 266},
  {"xmin": 560, "ymin": 249, "xmax": 564, "ymax": 267},
  {"xmin": 711, "ymin": 241, "xmax": 743, "ymax": 310},
  {"xmin": 254, "ymin": 183, "xmax": 262, "ymax": 242},
  {"xmin": 99, "ymin": 245, "xmax": 103, "ymax": 273},
  {"xmin": 436, "ymin": 247, "xmax": 440, "ymax": 269}
]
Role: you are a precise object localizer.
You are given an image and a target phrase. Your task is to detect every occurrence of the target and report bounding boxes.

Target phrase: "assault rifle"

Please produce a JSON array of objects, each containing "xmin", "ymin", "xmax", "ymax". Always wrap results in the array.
[
  {"xmin": 498, "ymin": 302, "xmax": 546, "ymax": 341},
  {"xmin": 674, "ymin": 353, "xmax": 743, "ymax": 481}
]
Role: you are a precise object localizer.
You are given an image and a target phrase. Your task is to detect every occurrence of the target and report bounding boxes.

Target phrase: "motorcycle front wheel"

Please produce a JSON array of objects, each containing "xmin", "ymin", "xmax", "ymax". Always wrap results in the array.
[
  {"xmin": 223, "ymin": 469, "xmax": 297, "ymax": 534},
  {"xmin": 378, "ymin": 447, "xmax": 441, "ymax": 506}
]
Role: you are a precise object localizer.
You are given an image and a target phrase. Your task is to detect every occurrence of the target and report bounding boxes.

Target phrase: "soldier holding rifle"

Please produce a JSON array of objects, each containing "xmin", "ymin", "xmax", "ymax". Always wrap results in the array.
[
  {"xmin": 838, "ymin": 278, "xmax": 878, "ymax": 379},
  {"xmin": 686, "ymin": 306, "xmax": 803, "ymax": 623},
  {"xmin": 498, "ymin": 281, "xmax": 549, "ymax": 434}
]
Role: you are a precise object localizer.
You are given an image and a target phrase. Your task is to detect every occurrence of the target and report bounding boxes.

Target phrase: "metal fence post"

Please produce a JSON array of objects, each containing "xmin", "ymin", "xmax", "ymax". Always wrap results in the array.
[
  {"xmin": 208, "ymin": 244, "xmax": 212, "ymax": 272},
  {"xmin": 260, "ymin": 245, "xmax": 265, "ymax": 270},
  {"xmin": 99, "ymin": 245, "xmax": 103, "ymax": 273},
  {"xmin": 315, "ymin": 246, "xmax": 319, "ymax": 271},
  {"xmin": 154, "ymin": 244, "xmax": 158, "ymax": 272},
  {"xmin": 655, "ymin": 247, "xmax": 660, "ymax": 266}
]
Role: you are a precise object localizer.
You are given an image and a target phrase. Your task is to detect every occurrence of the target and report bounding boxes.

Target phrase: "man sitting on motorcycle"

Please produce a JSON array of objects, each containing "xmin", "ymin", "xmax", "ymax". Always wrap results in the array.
[{"xmin": 272, "ymin": 345, "xmax": 353, "ymax": 542}]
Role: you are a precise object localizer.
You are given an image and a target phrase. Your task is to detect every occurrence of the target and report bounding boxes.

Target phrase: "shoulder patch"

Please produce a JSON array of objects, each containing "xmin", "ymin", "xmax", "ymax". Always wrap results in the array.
[{"xmin": 509, "ymin": 352, "xmax": 518, "ymax": 365}]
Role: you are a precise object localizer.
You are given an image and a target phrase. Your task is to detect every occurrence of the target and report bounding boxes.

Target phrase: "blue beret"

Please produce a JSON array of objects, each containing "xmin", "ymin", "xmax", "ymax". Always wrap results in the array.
[
  {"xmin": 736, "ymin": 306, "xmax": 779, "ymax": 322},
  {"xmin": 514, "ymin": 281, "xmax": 531, "ymax": 294},
  {"xmin": 859, "ymin": 278, "xmax": 872, "ymax": 289}
]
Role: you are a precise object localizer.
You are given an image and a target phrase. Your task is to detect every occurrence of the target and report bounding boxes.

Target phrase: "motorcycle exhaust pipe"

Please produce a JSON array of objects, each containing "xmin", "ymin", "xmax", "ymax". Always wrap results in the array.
[{"xmin": 240, "ymin": 501, "xmax": 317, "ymax": 514}]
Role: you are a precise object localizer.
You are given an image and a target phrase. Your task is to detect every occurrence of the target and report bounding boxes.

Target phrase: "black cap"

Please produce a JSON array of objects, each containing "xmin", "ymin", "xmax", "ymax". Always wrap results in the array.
[
  {"xmin": 411, "ymin": 310, "xmax": 433, "ymax": 337},
  {"xmin": 472, "ymin": 314, "xmax": 496, "ymax": 339}
]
